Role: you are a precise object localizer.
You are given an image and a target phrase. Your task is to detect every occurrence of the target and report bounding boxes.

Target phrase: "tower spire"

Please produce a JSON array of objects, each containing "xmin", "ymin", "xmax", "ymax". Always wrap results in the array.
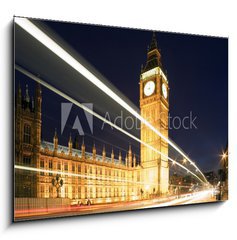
[
  {"xmin": 102, "ymin": 145, "xmax": 106, "ymax": 162},
  {"xmin": 92, "ymin": 142, "xmax": 96, "ymax": 160},
  {"xmin": 143, "ymin": 32, "xmax": 162, "ymax": 72},
  {"xmin": 53, "ymin": 128, "xmax": 58, "ymax": 151},
  {"xmin": 81, "ymin": 137, "xmax": 85, "ymax": 158},
  {"xmin": 68, "ymin": 133, "xmax": 72, "ymax": 155},
  {"xmin": 111, "ymin": 148, "xmax": 114, "ymax": 164},
  {"xmin": 149, "ymin": 32, "xmax": 158, "ymax": 51},
  {"xmin": 25, "ymin": 84, "xmax": 30, "ymax": 103}
]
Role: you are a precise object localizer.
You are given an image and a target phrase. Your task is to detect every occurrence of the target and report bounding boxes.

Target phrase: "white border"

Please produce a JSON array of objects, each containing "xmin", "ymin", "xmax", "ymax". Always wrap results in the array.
[{"xmin": 0, "ymin": 1, "xmax": 236, "ymax": 240}]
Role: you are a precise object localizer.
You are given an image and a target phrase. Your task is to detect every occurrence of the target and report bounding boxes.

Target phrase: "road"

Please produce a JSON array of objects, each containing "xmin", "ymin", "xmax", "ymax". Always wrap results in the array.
[{"xmin": 15, "ymin": 190, "xmax": 216, "ymax": 221}]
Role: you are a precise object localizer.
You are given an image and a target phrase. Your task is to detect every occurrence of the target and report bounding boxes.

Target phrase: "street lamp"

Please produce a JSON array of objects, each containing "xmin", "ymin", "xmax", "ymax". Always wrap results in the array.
[
  {"xmin": 52, "ymin": 174, "xmax": 64, "ymax": 198},
  {"xmin": 222, "ymin": 152, "xmax": 227, "ymax": 160}
]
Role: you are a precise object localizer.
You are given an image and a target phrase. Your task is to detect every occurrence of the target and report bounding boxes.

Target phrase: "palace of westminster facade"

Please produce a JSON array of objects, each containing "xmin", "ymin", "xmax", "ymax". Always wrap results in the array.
[{"xmin": 15, "ymin": 33, "xmax": 169, "ymax": 204}]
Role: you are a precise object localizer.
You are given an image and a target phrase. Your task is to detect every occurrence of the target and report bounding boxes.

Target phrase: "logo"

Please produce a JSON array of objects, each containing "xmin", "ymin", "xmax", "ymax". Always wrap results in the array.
[{"xmin": 61, "ymin": 102, "xmax": 93, "ymax": 135}]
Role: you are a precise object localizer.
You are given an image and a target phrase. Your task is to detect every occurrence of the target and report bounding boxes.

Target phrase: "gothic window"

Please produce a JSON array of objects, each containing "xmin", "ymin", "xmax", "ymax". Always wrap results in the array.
[
  {"xmin": 40, "ymin": 185, "xmax": 44, "ymax": 198},
  {"xmin": 23, "ymin": 124, "xmax": 31, "ymax": 144},
  {"xmin": 78, "ymin": 186, "xmax": 81, "ymax": 198},
  {"xmin": 65, "ymin": 186, "xmax": 68, "ymax": 198},
  {"xmin": 23, "ymin": 156, "xmax": 31, "ymax": 166},
  {"xmin": 49, "ymin": 186, "xmax": 53, "ymax": 198},
  {"xmin": 85, "ymin": 187, "xmax": 87, "ymax": 198},
  {"xmin": 49, "ymin": 160, "xmax": 53, "ymax": 176},
  {"xmin": 49, "ymin": 160, "xmax": 53, "ymax": 169},
  {"xmin": 64, "ymin": 163, "xmax": 68, "ymax": 171},
  {"xmin": 57, "ymin": 162, "xmax": 61, "ymax": 170},
  {"xmin": 72, "ymin": 186, "xmax": 75, "ymax": 199},
  {"xmin": 40, "ymin": 160, "xmax": 44, "ymax": 176},
  {"xmin": 40, "ymin": 160, "xmax": 44, "ymax": 168}
]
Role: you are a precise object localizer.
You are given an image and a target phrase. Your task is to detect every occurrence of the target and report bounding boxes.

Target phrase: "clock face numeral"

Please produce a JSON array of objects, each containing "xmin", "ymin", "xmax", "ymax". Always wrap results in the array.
[
  {"xmin": 144, "ymin": 81, "xmax": 155, "ymax": 96},
  {"xmin": 162, "ymin": 83, "xmax": 168, "ymax": 99}
]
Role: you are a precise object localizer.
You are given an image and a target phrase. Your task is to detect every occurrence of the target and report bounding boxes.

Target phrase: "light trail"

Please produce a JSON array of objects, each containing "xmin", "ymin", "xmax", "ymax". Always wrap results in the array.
[
  {"xmin": 15, "ymin": 66, "xmax": 205, "ymax": 183},
  {"xmin": 15, "ymin": 165, "xmax": 199, "ymax": 189},
  {"xmin": 15, "ymin": 165, "xmax": 135, "ymax": 184},
  {"xmin": 15, "ymin": 17, "xmax": 207, "ymax": 183}
]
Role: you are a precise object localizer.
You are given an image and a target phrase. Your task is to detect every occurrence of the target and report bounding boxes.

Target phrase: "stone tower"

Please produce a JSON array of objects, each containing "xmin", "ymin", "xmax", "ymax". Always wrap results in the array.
[
  {"xmin": 15, "ymin": 82, "xmax": 42, "ymax": 197},
  {"xmin": 140, "ymin": 33, "xmax": 169, "ymax": 196}
]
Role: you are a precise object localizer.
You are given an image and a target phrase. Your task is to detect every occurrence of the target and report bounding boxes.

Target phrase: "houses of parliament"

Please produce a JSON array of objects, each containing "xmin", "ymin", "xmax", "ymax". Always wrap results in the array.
[{"xmin": 15, "ymin": 33, "xmax": 169, "ymax": 204}]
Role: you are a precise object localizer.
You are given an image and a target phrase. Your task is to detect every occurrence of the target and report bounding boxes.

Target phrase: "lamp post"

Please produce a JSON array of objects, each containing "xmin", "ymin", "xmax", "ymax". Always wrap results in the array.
[
  {"xmin": 220, "ymin": 146, "xmax": 228, "ymax": 200},
  {"xmin": 52, "ymin": 174, "xmax": 64, "ymax": 198}
]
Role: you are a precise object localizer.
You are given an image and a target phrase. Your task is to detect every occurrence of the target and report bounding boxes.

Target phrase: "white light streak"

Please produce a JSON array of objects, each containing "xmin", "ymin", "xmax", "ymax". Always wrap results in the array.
[
  {"xmin": 15, "ymin": 165, "xmax": 189, "ymax": 187},
  {"xmin": 15, "ymin": 17, "xmax": 207, "ymax": 183}
]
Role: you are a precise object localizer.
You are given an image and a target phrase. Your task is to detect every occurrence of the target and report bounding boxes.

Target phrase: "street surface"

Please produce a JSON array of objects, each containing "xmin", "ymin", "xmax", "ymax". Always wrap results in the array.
[{"xmin": 15, "ymin": 190, "xmax": 216, "ymax": 221}]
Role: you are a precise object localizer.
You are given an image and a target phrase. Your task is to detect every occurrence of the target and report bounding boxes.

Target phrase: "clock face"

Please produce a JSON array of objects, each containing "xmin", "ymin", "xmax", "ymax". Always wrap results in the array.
[
  {"xmin": 144, "ymin": 81, "xmax": 155, "ymax": 96},
  {"xmin": 162, "ymin": 83, "xmax": 168, "ymax": 99}
]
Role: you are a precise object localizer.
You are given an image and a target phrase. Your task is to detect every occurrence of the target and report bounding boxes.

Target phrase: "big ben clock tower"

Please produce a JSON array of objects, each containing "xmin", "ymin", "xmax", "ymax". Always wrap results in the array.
[{"xmin": 140, "ymin": 33, "xmax": 169, "ymax": 196}]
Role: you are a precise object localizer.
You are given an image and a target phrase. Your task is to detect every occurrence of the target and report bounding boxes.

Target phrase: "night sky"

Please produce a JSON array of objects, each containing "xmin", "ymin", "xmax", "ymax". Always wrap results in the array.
[{"xmin": 15, "ymin": 18, "xmax": 228, "ymax": 172}]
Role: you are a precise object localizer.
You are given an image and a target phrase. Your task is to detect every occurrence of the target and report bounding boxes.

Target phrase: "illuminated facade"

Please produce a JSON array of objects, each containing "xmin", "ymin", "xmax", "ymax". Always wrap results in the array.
[
  {"xmin": 140, "ymin": 33, "xmax": 169, "ymax": 195},
  {"xmin": 15, "ymin": 84, "xmax": 142, "ymax": 204},
  {"xmin": 15, "ymin": 33, "xmax": 169, "ymax": 203}
]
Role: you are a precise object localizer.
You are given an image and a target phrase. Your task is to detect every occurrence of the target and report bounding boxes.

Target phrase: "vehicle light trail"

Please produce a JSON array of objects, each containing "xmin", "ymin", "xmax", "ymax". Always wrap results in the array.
[
  {"xmin": 15, "ymin": 17, "xmax": 207, "ymax": 183},
  {"xmin": 15, "ymin": 65, "xmax": 205, "ymax": 184}
]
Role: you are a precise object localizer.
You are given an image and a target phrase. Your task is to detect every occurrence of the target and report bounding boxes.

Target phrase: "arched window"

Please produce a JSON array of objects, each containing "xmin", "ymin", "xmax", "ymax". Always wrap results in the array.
[{"xmin": 23, "ymin": 124, "xmax": 31, "ymax": 144}]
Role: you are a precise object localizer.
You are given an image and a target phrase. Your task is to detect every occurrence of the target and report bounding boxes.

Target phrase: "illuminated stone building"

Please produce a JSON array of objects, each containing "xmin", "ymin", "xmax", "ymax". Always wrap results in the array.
[
  {"xmin": 15, "ymin": 33, "xmax": 169, "ymax": 203},
  {"xmin": 140, "ymin": 33, "xmax": 169, "ymax": 195},
  {"xmin": 15, "ymin": 83, "xmax": 142, "ymax": 203}
]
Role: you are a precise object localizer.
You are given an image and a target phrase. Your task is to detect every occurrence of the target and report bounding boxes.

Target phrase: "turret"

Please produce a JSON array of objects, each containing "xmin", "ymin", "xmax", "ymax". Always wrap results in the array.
[
  {"xmin": 128, "ymin": 144, "xmax": 132, "ymax": 168},
  {"xmin": 133, "ymin": 154, "xmax": 136, "ymax": 168},
  {"xmin": 118, "ymin": 151, "xmax": 122, "ymax": 165},
  {"xmin": 111, "ymin": 148, "xmax": 114, "ymax": 164},
  {"xmin": 53, "ymin": 129, "xmax": 58, "ymax": 151},
  {"xmin": 81, "ymin": 137, "xmax": 85, "ymax": 159},
  {"xmin": 34, "ymin": 83, "xmax": 42, "ymax": 147},
  {"xmin": 24, "ymin": 84, "xmax": 30, "ymax": 110},
  {"xmin": 68, "ymin": 134, "xmax": 72, "ymax": 155},
  {"xmin": 102, "ymin": 145, "xmax": 106, "ymax": 162},
  {"xmin": 92, "ymin": 143, "xmax": 96, "ymax": 160},
  {"xmin": 35, "ymin": 83, "xmax": 42, "ymax": 116},
  {"xmin": 73, "ymin": 134, "xmax": 79, "ymax": 149},
  {"xmin": 125, "ymin": 153, "xmax": 128, "ymax": 167}
]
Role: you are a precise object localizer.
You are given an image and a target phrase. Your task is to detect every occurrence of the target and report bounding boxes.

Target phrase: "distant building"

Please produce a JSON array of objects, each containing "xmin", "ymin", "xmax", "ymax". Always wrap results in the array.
[{"xmin": 204, "ymin": 171, "xmax": 218, "ymax": 186}]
